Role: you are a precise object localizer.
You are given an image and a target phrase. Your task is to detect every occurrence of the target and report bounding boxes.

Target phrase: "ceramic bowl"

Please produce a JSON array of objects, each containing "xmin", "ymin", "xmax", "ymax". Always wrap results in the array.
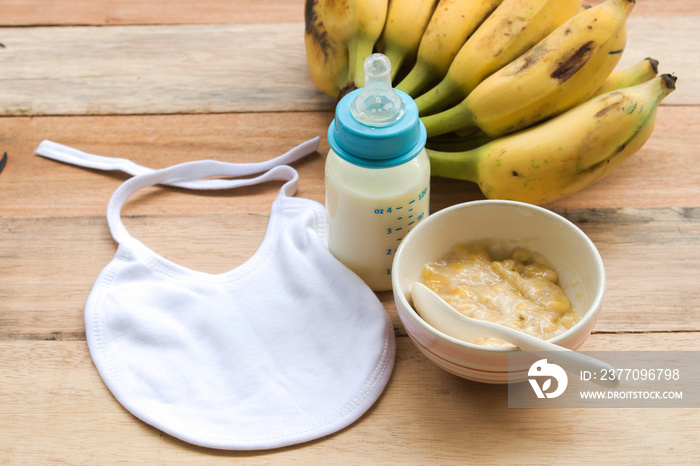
[{"xmin": 392, "ymin": 200, "xmax": 605, "ymax": 384}]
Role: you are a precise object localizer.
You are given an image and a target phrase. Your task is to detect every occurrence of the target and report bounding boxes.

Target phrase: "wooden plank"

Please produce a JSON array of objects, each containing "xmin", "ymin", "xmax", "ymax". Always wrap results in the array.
[
  {"xmin": 0, "ymin": 15, "xmax": 697, "ymax": 117},
  {"xmin": 1, "ymin": 113, "xmax": 332, "ymax": 217},
  {"xmin": 1, "ymin": 204, "xmax": 698, "ymax": 339},
  {"xmin": 0, "ymin": 0, "xmax": 690, "ymax": 27},
  {"xmin": 0, "ymin": 0, "xmax": 303, "ymax": 26},
  {"xmin": 1, "ymin": 334, "xmax": 699, "ymax": 463},
  {"xmin": 615, "ymin": 16, "xmax": 698, "ymax": 106},
  {"xmin": 552, "ymin": 207, "xmax": 700, "ymax": 334},
  {"xmin": 585, "ymin": 0, "xmax": 696, "ymax": 17},
  {"xmin": 0, "ymin": 23, "xmax": 335, "ymax": 116},
  {"xmin": 2, "ymin": 106, "xmax": 699, "ymax": 217}
]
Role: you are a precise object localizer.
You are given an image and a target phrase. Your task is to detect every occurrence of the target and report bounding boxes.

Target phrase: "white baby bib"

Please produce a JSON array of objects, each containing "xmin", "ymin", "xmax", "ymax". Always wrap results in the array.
[{"xmin": 35, "ymin": 139, "xmax": 395, "ymax": 450}]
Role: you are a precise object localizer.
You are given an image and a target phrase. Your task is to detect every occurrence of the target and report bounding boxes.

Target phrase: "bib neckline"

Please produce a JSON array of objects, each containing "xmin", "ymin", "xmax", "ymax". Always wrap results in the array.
[{"xmin": 117, "ymin": 195, "xmax": 324, "ymax": 282}]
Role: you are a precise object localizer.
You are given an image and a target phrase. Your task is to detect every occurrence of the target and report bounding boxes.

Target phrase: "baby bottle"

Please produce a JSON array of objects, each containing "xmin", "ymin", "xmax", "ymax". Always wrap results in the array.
[{"xmin": 326, "ymin": 53, "xmax": 430, "ymax": 291}]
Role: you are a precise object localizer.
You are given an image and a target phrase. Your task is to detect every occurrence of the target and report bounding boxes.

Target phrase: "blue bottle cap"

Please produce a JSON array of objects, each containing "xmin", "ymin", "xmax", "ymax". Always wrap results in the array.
[{"xmin": 327, "ymin": 54, "xmax": 427, "ymax": 169}]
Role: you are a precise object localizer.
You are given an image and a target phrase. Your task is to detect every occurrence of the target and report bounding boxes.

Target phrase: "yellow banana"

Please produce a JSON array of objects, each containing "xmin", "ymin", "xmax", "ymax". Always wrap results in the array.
[
  {"xmin": 414, "ymin": 0, "xmax": 582, "ymax": 116},
  {"xmin": 421, "ymin": 0, "xmax": 634, "ymax": 138},
  {"xmin": 396, "ymin": 0, "xmax": 504, "ymax": 97},
  {"xmin": 425, "ymin": 56, "xmax": 658, "ymax": 152},
  {"xmin": 376, "ymin": 0, "xmax": 440, "ymax": 82},
  {"xmin": 304, "ymin": 0, "xmax": 350, "ymax": 98},
  {"xmin": 321, "ymin": 0, "xmax": 389, "ymax": 95},
  {"xmin": 427, "ymin": 74, "xmax": 676, "ymax": 205},
  {"xmin": 591, "ymin": 57, "xmax": 658, "ymax": 97}
]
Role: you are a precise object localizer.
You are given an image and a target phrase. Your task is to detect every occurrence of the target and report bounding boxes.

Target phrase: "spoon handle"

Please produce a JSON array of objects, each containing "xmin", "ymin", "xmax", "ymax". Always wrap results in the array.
[
  {"xmin": 530, "ymin": 347, "xmax": 619, "ymax": 389},
  {"xmin": 412, "ymin": 283, "xmax": 618, "ymax": 389},
  {"xmin": 489, "ymin": 326, "xmax": 619, "ymax": 389}
]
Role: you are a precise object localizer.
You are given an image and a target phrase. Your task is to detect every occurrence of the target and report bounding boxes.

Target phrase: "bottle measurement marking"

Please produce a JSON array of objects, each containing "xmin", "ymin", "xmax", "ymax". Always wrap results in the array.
[
  {"xmin": 372, "ymin": 187, "xmax": 428, "ymax": 261},
  {"xmin": 381, "ymin": 200, "xmax": 426, "ymax": 265}
]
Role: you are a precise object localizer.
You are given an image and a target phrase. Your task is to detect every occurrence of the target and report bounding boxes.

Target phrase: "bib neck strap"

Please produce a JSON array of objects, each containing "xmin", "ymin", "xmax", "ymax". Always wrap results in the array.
[
  {"xmin": 35, "ymin": 137, "xmax": 320, "ymax": 191},
  {"xmin": 107, "ymin": 161, "xmax": 300, "ymax": 245},
  {"xmin": 34, "ymin": 137, "xmax": 321, "ymax": 245}
]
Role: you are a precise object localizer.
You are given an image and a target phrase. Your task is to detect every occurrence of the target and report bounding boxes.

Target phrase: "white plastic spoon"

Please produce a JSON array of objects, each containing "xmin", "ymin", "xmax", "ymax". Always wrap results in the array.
[{"xmin": 412, "ymin": 282, "xmax": 619, "ymax": 388}]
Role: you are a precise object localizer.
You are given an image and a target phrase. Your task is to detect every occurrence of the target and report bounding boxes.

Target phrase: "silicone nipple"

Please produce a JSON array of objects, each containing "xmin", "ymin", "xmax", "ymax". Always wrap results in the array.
[{"xmin": 350, "ymin": 53, "xmax": 406, "ymax": 127}]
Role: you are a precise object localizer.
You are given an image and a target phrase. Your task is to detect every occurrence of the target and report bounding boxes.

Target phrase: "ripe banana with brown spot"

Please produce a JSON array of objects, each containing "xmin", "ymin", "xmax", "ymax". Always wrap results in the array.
[
  {"xmin": 304, "ymin": 0, "xmax": 349, "ymax": 98},
  {"xmin": 395, "ymin": 0, "xmax": 504, "ymax": 97},
  {"xmin": 376, "ymin": 0, "xmax": 440, "ymax": 81},
  {"xmin": 321, "ymin": 0, "xmax": 389, "ymax": 96},
  {"xmin": 414, "ymin": 0, "xmax": 582, "ymax": 116},
  {"xmin": 591, "ymin": 57, "xmax": 658, "ymax": 97},
  {"xmin": 427, "ymin": 74, "xmax": 676, "ymax": 205},
  {"xmin": 421, "ymin": 0, "xmax": 634, "ymax": 138},
  {"xmin": 427, "ymin": 56, "xmax": 659, "ymax": 152}
]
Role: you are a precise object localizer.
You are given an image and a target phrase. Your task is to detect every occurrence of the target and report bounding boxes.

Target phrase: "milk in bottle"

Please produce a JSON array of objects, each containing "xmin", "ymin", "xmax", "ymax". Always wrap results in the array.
[{"xmin": 325, "ymin": 53, "xmax": 430, "ymax": 291}]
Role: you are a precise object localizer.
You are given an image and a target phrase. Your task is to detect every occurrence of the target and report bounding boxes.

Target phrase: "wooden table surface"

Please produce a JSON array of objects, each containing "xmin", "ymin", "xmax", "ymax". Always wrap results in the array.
[{"xmin": 2, "ymin": 0, "xmax": 699, "ymax": 463}]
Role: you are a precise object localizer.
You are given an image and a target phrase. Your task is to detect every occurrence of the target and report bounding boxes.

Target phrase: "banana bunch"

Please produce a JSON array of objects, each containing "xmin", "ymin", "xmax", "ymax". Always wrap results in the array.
[
  {"xmin": 414, "ymin": 0, "xmax": 582, "ymax": 115},
  {"xmin": 304, "ymin": 0, "xmax": 676, "ymax": 204},
  {"xmin": 425, "ymin": 56, "xmax": 660, "ymax": 152},
  {"xmin": 421, "ymin": 0, "xmax": 633, "ymax": 138},
  {"xmin": 428, "ymin": 75, "xmax": 676, "ymax": 205}
]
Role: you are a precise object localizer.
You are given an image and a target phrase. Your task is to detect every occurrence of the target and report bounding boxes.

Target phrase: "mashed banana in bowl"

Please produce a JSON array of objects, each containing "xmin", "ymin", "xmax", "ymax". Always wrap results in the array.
[{"xmin": 419, "ymin": 241, "xmax": 580, "ymax": 347}]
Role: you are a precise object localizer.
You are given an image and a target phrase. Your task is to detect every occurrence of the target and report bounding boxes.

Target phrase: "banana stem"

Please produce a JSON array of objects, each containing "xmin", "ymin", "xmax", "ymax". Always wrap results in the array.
[
  {"xmin": 347, "ymin": 35, "xmax": 376, "ymax": 89},
  {"xmin": 414, "ymin": 76, "xmax": 463, "ymax": 116},
  {"xmin": 396, "ymin": 61, "xmax": 438, "ymax": 97},
  {"xmin": 425, "ymin": 131, "xmax": 494, "ymax": 152},
  {"xmin": 380, "ymin": 44, "xmax": 407, "ymax": 82},
  {"xmin": 426, "ymin": 147, "xmax": 480, "ymax": 183},
  {"xmin": 421, "ymin": 101, "xmax": 477, "ymax": 138}
]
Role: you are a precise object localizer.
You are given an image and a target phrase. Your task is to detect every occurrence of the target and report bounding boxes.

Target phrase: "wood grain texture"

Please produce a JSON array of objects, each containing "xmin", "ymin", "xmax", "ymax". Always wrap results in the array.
[
  {"xmin": 1, "ymin": 108, "xmax": 698, "ymax": 338},
  {"xmin": 0, "ymin": 0, "xmax": 303, "ymax": 26},
  {"xmin": 0, "ymin": 15, "xmax": 696, "ymax": 117},
  {"xmin": 615, "ymin": 16, "xmax": 698, "ymax": 106},
  {"xmin": 2, "ymin": 105, "xmax": 698, "ymax": 219},
  {"xmin": 3, "ymin": 205, "xmax": 697, "ymax": 340},
  {"xmin": 1, "ymin": 0, "xmax": 699, "ymax": 463},
  {"xmin": 0, "ymin": 0, "xmax": 690, "ymax": 26},
  {"xmin": 1, "ymin": 334, "xmax": 699, "ymax": 464},
  {"xmin": 0, "ymin": 23, "xmax": 333, "ymax": 116}
]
